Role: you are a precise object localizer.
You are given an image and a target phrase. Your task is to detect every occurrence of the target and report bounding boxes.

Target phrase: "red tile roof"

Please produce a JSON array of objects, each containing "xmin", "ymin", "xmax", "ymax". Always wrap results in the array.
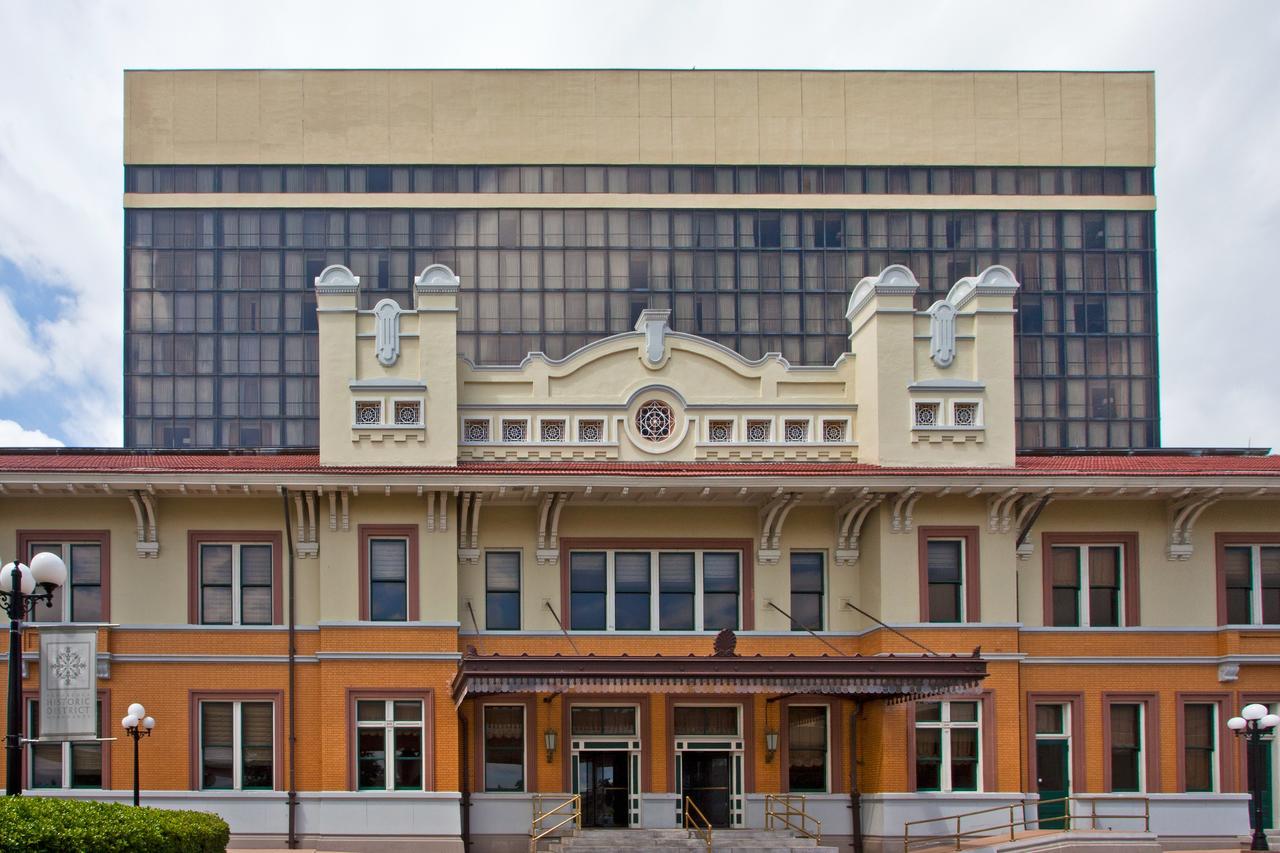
[{"xmin": 0, "ymin": 451, "xmax": 1277, "ymax": 477}]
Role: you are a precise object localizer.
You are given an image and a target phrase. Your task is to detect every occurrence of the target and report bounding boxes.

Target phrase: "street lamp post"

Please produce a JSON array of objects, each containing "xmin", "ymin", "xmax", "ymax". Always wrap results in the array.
[
  {"xmin": 0, "ymin": 554, "xmax": 68, "ymax": 796},
  {"xmin": 1228, "ymin": 703, "xmax": 1280, "ymax": 851},
  {"xmin": 121, "ymin": 703, "xmax": 155, "ymax": 807}
]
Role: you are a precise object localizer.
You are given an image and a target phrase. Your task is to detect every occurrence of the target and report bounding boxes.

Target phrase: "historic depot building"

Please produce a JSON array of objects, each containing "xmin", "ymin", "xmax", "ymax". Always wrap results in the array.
[{"xmin": 1, "ymin": 70, "xmax": 1278, "ymax": 852}]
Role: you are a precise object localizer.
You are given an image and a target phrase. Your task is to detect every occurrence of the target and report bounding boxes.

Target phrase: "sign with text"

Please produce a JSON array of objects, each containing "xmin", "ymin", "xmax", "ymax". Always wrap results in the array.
[{"xmin": 38, "ymin": 628, "xmax": 98, "ymax": 740}]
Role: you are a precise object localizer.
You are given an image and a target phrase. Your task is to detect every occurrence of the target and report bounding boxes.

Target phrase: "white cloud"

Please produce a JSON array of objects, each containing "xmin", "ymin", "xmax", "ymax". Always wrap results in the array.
[
  {"xmin": 0, "ymin": 419, "xmax": 63, "ymax": 448},
  {"xmin": 0, "ymin": 0, "xmax": 1277, "ymax": 449}
]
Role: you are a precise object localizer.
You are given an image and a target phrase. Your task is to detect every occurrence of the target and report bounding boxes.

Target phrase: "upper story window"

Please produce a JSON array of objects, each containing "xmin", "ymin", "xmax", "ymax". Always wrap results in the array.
[
  {"xmin": 914, "ymin": 700, "xmax": 981, "ymax": 792},
  {"xmin": 789, "ymin": 553, "xmax": 824, "ymax": 631},
  {"xmin": 198, "ymin": 543, "xmax": 274, "ymax": 625},
  {"xmin": 25, "ymin": 539, "xmax": 105, "ymax": 623},
  {"xmin": 924, "ymin": 540, "xmax": 965, "ymax": 623},
  {"xmin": 568, "ymin": 550, "xmax": 741, "ymax": 632},
  {"xmin": 359, "ymin": 525, "xmax": 419, "ymax": 622},
  {"xmin": 1049, "ymin": 545, "xmax": 1122, "ymax": 627},
  {"xmin": 369, "ymin": 538, "xmax": 408, "ymax": 621},
  {"xmin": 1222, "ymin": 543, "xmax": 1280, "ymax": 625},
  {"xmin": 485, "ymin": 551, "xmax": 521, "ymax": 630},
  {"xmin": 1044, "ymin": 534, "xmax": 1138, "ymax": 628}
]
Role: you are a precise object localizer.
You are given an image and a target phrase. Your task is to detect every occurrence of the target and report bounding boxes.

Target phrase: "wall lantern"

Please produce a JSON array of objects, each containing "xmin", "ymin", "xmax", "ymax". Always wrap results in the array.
[
  {"xmin": 544, "ymin": 728, "xmax": 558, "ymax": 763},
  {"xmin": 764, "ymin": 728, "xmax": 779, "ymax": 763}
]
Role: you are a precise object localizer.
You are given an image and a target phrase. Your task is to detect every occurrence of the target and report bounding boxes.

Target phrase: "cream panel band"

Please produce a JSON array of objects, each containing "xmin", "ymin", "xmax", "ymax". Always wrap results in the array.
[
  {"xmin": 124, "ymin": 69, "xmax": 1155, "ymax": 167},
  {"xmin": 123, "ymin": 191, "xmax": 1156, "ymax": 212}
]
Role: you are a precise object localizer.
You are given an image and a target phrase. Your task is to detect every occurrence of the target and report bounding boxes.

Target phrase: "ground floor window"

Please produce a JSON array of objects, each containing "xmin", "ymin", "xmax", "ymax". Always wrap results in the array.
[
  {"xmin": 26, "ymin": 699, "xmax": 103, "ymax": 789},
  {"xmin": 356, "ymin": 699, "xmax": 425, "ymax": 791},
  {"xmin": 1183, "ymin": 702, "xmax": 1217, "ymax": 792},
  {"xmin": 915, "ymin": 700, "xmax": 980, "ymax": 792},
  {"xmin": 484, "ymin": 705, "xmax": 526, "ymax": 792},
  {"xmin": 1109, "ymin": 703, "xmax": 1144, "ymax": 792},
  {"xmin": 199, "ymin": 701, "xmax": 274, "ymax": 790},
  {"xmin": 787, "ymin": 705, "xmax": 828, "ymax": 792}
]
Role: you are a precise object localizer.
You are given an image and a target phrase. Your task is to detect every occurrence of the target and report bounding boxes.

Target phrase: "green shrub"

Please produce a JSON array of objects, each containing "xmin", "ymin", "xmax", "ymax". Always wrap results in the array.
[{"xmin": 0, "ymin": 796, "xmax": 230, "ymax": 853}]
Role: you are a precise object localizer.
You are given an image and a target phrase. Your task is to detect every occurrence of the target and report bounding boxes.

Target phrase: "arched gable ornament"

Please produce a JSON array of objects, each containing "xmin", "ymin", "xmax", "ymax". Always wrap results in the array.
[
  {"xmin": 927, "ymin": 300, "xmax": 958, "ymax": 368},
  {"xmin": 372, "ymin": 298, "xmax": 402, "ymax": 367}
]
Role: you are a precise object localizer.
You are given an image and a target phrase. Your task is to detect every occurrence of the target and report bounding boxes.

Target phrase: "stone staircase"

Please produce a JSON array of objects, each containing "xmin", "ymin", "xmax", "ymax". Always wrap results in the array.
[{"xmin": 538, "ymin": 828, "xmax": 838, "ymax": 853}]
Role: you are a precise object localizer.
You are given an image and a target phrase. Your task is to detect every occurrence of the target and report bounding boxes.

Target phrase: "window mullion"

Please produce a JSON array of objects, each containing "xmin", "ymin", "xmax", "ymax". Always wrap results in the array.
[
  {"xmin": 233, "ymin": 702, "xmax": 243, "ymax": 790},
  {"xmin": 231, "ymin": 545, "xmax": 242, "ymax": 625},
  {"xmin": 694, "ymin": 551, "xmax": 705, "ymax": 630},
  {"xmin": 1254, "ymin": 545, "xmax": 1265, "ymax": 626},
  {"xmin": 605, "ymin": 552, "xmax": 616, "ymax": 630}
]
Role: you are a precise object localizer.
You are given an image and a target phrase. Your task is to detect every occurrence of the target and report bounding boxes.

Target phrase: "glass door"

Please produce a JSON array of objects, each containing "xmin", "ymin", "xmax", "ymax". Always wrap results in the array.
[
  {"xmin": 578, "ymin": 751, "xmax": 630, "ymax": 828},
  {"xmin": 1034, "ymin": 703, "xmax": 1071, "ymax": 829},
  {"xmin": 682, "ymin": 752, "xmax": 732, "ymax": 828}
]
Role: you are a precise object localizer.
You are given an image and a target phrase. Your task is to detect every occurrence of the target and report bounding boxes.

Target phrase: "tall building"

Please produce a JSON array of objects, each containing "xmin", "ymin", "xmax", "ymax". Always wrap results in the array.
[
  {"xmin": 2, "ymin": 69, "xmax": 1273, "ymax": 853},
  {"xmin": 123, "ymin": 70, "xmax": 1159, "ymax": 451}
]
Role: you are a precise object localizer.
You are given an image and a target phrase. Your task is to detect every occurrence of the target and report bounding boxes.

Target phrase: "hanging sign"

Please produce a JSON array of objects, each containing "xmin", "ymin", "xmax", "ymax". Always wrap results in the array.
[{"xmin": 38, "ymin": 627, "xmax": 98, "ymax": 740}]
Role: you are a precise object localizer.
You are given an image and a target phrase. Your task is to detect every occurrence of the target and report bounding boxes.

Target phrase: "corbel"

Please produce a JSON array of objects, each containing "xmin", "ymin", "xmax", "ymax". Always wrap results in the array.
[
  {"xmin": 537, "ymin": 492, "xmax": 570, "ymax": 564},
  {"xmin": 890, "ymin": 488, "xmax": 922, "ymax": 533},
  {"xmin": 127, "ymin": 491, "xmax": 158, "ymax": 558},
  {"xmin": 1166, "ymin": 488, "xmax": 1223, "ymax": 560},
  {"xmin": 328, "ymin": 490, "xmax": 337, "ymax": 531},
  {"xmin": 458, "ymin": 492, "xmax": 480, "ymax": 563},
  {"xmin": 341, "ymin": 490, "xmax": 350, "ymax": 531},
  {"xmin": 1012, "ymin": 491, "xmax": 1054, "ymax": 560},
  {"xmin": 426, "ymin": 491, "xmax": 436, "ymax": 532},
  {"xmin": 835, "ymin": 491, "xmax": 884, "ymax": 566},
  {"xmin": 757, "ymin": 493, "xmax": 790, "ymax": 565}
]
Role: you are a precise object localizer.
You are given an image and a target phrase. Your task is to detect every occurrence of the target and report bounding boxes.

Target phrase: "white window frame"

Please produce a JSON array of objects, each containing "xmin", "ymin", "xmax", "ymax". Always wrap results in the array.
[
  {"xmin": 912, "ymin": 399, "xmax": 942, "ymax": 428},
  {"xmin": 1108, "ymin": 702, "xmax": 1145, "ymax": 793},
  {"xmin": 198, "ymin": 541, "xmax": 274, "ymax": 626},
  {"xmin": 1033, "ymin": 702, "xmax": 1073, "ymax": 792},
  {"xmin": 1230, "ymin": 544, "xmax": 1278, "ymax": 625},
  {"xmin": 353, "ymin": 398, "xmax": 384, "ymax": 427},
  {"xmin": 537, "ymin": 417, "xmax": 568, "ymax": 443},
  {"xmin": 482, "ymin": 703, "xmax": 527, "ymax": 793},
  {"xmin": 573, "ymin": 416, "xmax": 607, "ymax": 443},
  {"xmin": 25, "ymin": 698, "xmax": 103, "ymax": 790},
  {"xmin": 926, "ymin": 537, "xmax": 967, "ymax": 623},
  {"xmin": 786, "ymin": 703, "xmax": 832, "ymax": 793},
  {"xmin": 27, "ymin": 541, "xmax": 103, "ymax": 623},
  {"xmin": 915, "ymin": 700, "xmax": 983, "ymax": 793},
  {"xmin": 389, "ymin": 397, "xmax": 424, "ymax": 427},
  {"xmin": 199, "ymin": 700, "xmax": 276, "ymax": 791},
  {"xmin": 462, "ymin": 417, "xmax": 492, "ymax": 443},
  {"xmin": 951, "ymin": 399, "xmax": 983, "ymax": 428},
  {"xmin": 1183, "ymin": 702, "xmax": 1218, "ymax": 793},
  {"xmin": 1052, "ymin": 544, "xmax": 1125, "ymax": 627},
  {"xmin": 355, "ymin": 698, "xmax": 426, "ymax": 792},
  {"xmin": 570, "ymin": 549, "xmax": 743, "ymax": 633}
]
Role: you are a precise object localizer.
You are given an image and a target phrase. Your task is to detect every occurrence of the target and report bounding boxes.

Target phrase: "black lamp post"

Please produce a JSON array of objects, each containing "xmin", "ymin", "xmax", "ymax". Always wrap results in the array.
[
  {"xmin": 1229, "ymin": 703, "xmax": 1279, "ymax": 851},
  {"xmin": 121, "ymin": 703, "xmax": 155, "ymax": 807},
  {"xmin": 1, "ymin": 554, "xmax": 68, "ymax": 796}
]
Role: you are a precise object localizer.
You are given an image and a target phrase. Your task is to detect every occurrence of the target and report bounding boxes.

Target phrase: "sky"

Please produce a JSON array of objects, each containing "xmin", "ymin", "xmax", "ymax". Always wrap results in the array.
[{"xmin": 0, "ymin": 0, "xmax": 1277, "ymax": 450}]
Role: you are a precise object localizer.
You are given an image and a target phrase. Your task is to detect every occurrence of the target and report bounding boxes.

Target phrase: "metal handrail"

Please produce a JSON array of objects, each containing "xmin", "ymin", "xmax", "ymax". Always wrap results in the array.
[
  {"xmin": 902, "ymin": 795, "xmax": 1150, "ymax": 852},
  {"xmin": 530, "ymin": 793, "xmax": 581, "ymax": 853},
  {"xmin": 684, "ymin": 795, "xmax": 713, "ymax": 851},
  {"xmin": 765, "ymin": 793, "xmax": 823, "ymax": 842}
]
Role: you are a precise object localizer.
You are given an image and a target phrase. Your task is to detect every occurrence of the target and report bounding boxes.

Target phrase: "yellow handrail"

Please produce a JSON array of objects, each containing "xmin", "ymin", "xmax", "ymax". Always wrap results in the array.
[
  {"xmin": 683, "ymin": 795, "xmax": 713, "ymax": 851},
  {"xmin": 765, "ymin": 794, "xmax": 823, "ymax": 843},
  {"xmin": 530, "ymin": 793, "xmax": 581, "ymax": 853},
  {"xmin": 902, "ymin": 795, "xmax": 1150, "ymax": 852}
]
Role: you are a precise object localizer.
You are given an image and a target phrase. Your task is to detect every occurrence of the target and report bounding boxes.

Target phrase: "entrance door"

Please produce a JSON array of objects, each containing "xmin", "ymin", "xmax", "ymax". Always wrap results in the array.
[
  {"xmin": 682, "ymin": 752, "xmax": 732, "ymax": 828},
  {"xmin": 578, "ymin": 751, "xmax": 630, "ymax": 828},
  {"xmin": 1035, "ymin": 740, "xmax": 1070, "ymax": 829}
]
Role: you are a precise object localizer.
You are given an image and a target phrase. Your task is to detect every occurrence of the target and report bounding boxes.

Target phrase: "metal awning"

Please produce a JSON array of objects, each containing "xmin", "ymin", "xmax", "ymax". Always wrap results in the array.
[{"xmin": 452, "ymin": 650, "xmax": 986, "ymax": 705}]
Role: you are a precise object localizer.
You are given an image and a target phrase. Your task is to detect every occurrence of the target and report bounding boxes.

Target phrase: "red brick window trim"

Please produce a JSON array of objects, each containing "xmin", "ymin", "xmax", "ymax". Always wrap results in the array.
[
  {"xmin": 917, "ymin": 527, "xmax": 981, "ymax": 623},
  {"xmin": 1175, "ymin": 692, "xmax": 1233, "ymax": 794},
  {"xmin": 187, "ymin": 530, "xmax": 284, "ymax": 625},
  {"xmin": 188, "ymin": 690, "xmax": 285, "ymax": 791},
  {"xmin": 346, "ymin": 688, "xmax": 435, "ymax": 792},
  {"xmin": 1040, "ymin": 532, "xmax": 1140, "ymax": 627},
  {"xmin": 17, "ymin": 530, "xmax": 111, "ymax": 623},
  {"xmin": 358, "ymin": 525, "xmax": 420, "ymax": 622},
  {"xmin": 1215, "ymin": 533, "xmax": 1280, "ymax": 626}
]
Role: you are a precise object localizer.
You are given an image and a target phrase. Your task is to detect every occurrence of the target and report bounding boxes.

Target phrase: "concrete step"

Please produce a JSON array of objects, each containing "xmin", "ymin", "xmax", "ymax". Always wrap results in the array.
[{"xmin": 547, "ymin": 828, "xmax": 831, "ymax": 853}]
